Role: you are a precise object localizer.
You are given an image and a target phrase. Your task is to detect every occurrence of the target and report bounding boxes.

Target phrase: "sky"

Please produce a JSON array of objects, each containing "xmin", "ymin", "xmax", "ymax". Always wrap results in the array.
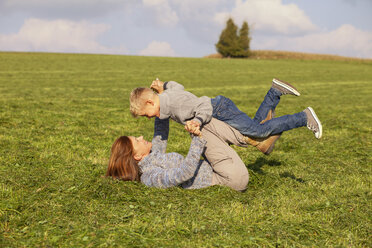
[{"xmin": 0, "ymin": 0, "xmax": 371, "ymax": 58}]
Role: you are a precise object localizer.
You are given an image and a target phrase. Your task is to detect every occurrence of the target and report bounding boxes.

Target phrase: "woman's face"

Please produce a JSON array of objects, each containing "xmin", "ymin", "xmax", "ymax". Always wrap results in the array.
[{"xmin": 129, "ymin": 136, "xmax": 152, "ymax": 160}]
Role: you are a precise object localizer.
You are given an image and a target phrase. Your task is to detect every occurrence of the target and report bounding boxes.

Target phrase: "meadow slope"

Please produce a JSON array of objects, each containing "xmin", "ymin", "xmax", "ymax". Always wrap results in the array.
[{"xmin": 1, "ymin": 52, "xmax": 371, "ymax": 247}]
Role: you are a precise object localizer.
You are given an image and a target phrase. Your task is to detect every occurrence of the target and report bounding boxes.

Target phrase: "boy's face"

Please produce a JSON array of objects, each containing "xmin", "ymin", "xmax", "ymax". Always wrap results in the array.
[{"xmin": 139, "ymin": 101, "xmax": 160, "ymax": 119}]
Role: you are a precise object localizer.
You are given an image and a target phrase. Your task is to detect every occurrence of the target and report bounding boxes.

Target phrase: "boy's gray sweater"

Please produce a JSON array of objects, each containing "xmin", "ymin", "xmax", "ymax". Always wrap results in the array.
[{"xmin": 159, "ymin": 81, "xmax": 213, "ymax": 125}]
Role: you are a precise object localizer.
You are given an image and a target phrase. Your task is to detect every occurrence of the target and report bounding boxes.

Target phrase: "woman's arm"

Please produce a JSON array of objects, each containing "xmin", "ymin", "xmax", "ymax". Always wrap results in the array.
[
  {"xmin": 151, "ymin": 117, "xmax": 169, "ymax": 154},
  {"xmin": 141, "ymin": 136, "xmax": 207, "ymax": 188}
]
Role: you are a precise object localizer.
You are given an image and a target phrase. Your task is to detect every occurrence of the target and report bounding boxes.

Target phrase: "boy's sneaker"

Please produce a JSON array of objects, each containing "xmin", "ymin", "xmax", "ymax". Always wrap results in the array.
[
  {"xmin": 272, "ymin": 78, "xmax": 301, "ymax": 96},
  {"xmin": 304, "ymin": 107, "xmax": 322, "ymax": 139}
]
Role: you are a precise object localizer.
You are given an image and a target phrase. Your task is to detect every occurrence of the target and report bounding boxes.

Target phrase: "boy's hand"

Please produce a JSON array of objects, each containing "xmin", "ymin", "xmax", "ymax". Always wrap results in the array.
[
  {"xmin": 150, "ymin": 78, "xmax": 164, "ymax": 94},
  {"xmin": 188, "ymin": 120, "xmax": 200, "ymax": 130},
  {"xmin": 184, "ymin": 120, "xmax": 201, "ymax": 137}
]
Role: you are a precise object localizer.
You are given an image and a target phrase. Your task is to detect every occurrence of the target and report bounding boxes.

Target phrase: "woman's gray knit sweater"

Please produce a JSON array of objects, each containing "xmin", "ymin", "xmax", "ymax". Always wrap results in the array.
[{"xmin": 139, "ymin": 118, "xmax": 213, "ymax": 189}]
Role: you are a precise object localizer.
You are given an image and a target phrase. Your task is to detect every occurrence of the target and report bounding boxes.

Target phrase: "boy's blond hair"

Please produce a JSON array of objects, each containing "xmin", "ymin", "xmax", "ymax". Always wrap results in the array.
[{"xmin": 130, "ymin": 87, "xmax": 157, "ymax": 117}]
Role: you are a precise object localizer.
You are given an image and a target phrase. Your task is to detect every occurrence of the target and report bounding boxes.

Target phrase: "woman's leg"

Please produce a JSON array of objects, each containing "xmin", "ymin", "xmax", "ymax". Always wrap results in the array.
[{"xmin": 202, "ymin": 118, "xmax": 249, "ymax": 191}]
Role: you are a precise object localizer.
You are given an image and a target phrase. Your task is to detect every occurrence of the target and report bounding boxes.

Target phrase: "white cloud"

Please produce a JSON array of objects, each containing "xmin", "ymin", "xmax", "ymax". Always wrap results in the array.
[
  {"xmin": 0, "ymin": 18, "xmax": 127, "ymax": 54},
  {"xmin": 138, "ymin": 0, "xmax": 228, "ymax": 42},
  {"xmin": 169, "ymin": 0, "xmax": 230, "ymax": 43},
  {"xmin": 292, "ymin": 24, "xmax": 372, "ymax": 58},
  {"xmin": 0, "ymin": 0, "xmax": 137, "ymax": 19},
  {"xmin": 139, "ymin": 41, "xmax": 176, "ymax": 57},
  {"xmin": 214, "ymin": 0, "xmax": 317, "ymax": 35},
  {"xmin": 253, "ymin": 24, "xmax": 372, "ymax": 58},
  {"xmin": 142, "ymin": 0, "xmax": 178, "ymax": 27},
  {"xmin": 170, "ymin": 0, "xmax": 230, "ymax": 18}
]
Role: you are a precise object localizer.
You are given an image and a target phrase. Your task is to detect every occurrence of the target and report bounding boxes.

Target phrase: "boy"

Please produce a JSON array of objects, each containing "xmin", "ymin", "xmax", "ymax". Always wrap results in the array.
[{"xmin": 130, "ymin": 78, "xmax": 322, "ymax": 155}]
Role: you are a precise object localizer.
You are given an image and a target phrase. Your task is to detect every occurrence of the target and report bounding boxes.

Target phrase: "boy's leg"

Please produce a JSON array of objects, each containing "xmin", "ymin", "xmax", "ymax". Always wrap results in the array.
[
  {"xmin": 249, "ymin": 79, "xmax": 322, "ymax": 138},
  {"xmin": 245, "ymin": 79, "xmax": 300, "ymax": 153},
  {"xmin": 212, "ymin": 96, "xmax": 259, "ymax": 135},
  {"xmin": 252, "ymin": 87, "xmax": 281, "ymax": 124},
  {"xmin": 266, "ymin": 80, "xmax": 322, "ymax": 138},
  {"xmin": 212, "ymin": 96, "xmax": 281, "ymax": 154},
  {"xmin": 211, "ymin": 79, "xmax": 300, "ymax": 137},
  {"xmin": 245, "ymin": 110, "xmax": 282, "ymax": 155},
  {"xmin": 250, "ymin": 111, "xmax": 307, "ymax": 137},
  {"xmin": 253, "ymin": 78, "xmax": 300, "ymax": 123},
  {"xmin": 213, "ymin": 96, "xmax": 304, "ymax": 138},
  {"xmin": 245, "ymin": 108, "xmax": 322, "ymax": 139}
]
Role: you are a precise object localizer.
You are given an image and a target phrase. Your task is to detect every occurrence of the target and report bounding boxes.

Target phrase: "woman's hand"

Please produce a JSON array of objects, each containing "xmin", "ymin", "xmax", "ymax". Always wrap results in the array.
[
  {"xmin": 184, "ymin": 120, "xmax": 202, "ymax": 137},
  {"xmin": 150, "ymin": 78, "xmax": 164, "ymax": 94}
]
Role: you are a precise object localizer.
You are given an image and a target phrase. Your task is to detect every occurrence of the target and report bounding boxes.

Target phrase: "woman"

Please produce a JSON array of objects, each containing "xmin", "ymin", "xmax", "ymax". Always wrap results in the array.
[
  {"xmin": 107, "ymin": 117, "xmax": 214, "ymax": 189},
  {"xmin": 106, "ymin": 117, "xmax": 250, "ymax": 191}
]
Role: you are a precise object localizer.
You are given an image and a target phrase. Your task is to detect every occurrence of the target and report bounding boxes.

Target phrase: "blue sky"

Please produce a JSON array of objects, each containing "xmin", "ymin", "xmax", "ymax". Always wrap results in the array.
[{"xmin": 0, "ymin": 0, "xmax": 371, "ymax": 58}]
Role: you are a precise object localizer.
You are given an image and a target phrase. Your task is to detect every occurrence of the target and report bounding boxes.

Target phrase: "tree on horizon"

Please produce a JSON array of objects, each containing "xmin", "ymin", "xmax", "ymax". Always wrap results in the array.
[
  {"xmin": 237, "ymin": 21, "xmax": 251, "ymax": 57},
  {"xmin": 215, "ymin": 18, "xmax": 251, "ymax": 58}
]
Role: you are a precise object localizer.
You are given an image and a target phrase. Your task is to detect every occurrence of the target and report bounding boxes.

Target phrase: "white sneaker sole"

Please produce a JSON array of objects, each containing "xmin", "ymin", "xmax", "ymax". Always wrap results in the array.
[
  {"xmin": 307, "ymin": 107, "xmax": 322, "ymax": 139},
  {"xmin": 273, "ymin": 78, "xmax": 301, "ymax": 96}
]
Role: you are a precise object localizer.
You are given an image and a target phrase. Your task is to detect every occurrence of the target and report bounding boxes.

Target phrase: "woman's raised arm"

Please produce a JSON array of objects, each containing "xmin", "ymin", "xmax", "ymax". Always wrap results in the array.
[
  {"xmin": 151, "ymin": 117, "xmax": 169, "ymax": 153},
  {"xmin": 141, "ymin": 136, "xmax": 206, "ymax": 188}
]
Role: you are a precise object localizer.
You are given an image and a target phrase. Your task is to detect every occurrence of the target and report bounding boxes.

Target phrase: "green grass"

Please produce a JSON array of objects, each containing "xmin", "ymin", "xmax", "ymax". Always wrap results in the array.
[{"xmin": 1, "ymin": 52, "xmax": 371, "ymax": 247}]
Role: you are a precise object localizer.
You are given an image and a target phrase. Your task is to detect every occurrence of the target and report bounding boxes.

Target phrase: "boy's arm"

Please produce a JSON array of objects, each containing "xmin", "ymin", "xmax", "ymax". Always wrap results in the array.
[
  {"xmin": 191, "ymin": 95, "xmax": 213, "ymax": 126},
  {"xmin": 163, "ymin": 81, "xmax": 185, "ymax": 91},
  {"xmin": 150, "ymin": 79, "xmax": 184, "ymax": 94}
]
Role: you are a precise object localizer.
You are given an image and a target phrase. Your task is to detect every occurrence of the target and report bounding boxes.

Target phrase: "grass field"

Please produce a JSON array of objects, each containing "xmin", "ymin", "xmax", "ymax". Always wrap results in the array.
[{"xmin": 1, "ymin": 52, "xmax": 371, "ymax": 247}]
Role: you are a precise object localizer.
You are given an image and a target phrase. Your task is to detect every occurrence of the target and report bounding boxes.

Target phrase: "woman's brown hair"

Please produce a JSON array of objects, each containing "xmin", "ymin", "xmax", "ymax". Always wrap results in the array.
[{"xmin": 106, "ymin": 136, "xmax": 141, "ymax": 181}]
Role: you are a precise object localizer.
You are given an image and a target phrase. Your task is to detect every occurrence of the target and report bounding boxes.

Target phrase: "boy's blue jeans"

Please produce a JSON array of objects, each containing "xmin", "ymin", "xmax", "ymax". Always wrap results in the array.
[{"xmin": 211, "ymin": 88, "xmax": 307, "ymax": 138}]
